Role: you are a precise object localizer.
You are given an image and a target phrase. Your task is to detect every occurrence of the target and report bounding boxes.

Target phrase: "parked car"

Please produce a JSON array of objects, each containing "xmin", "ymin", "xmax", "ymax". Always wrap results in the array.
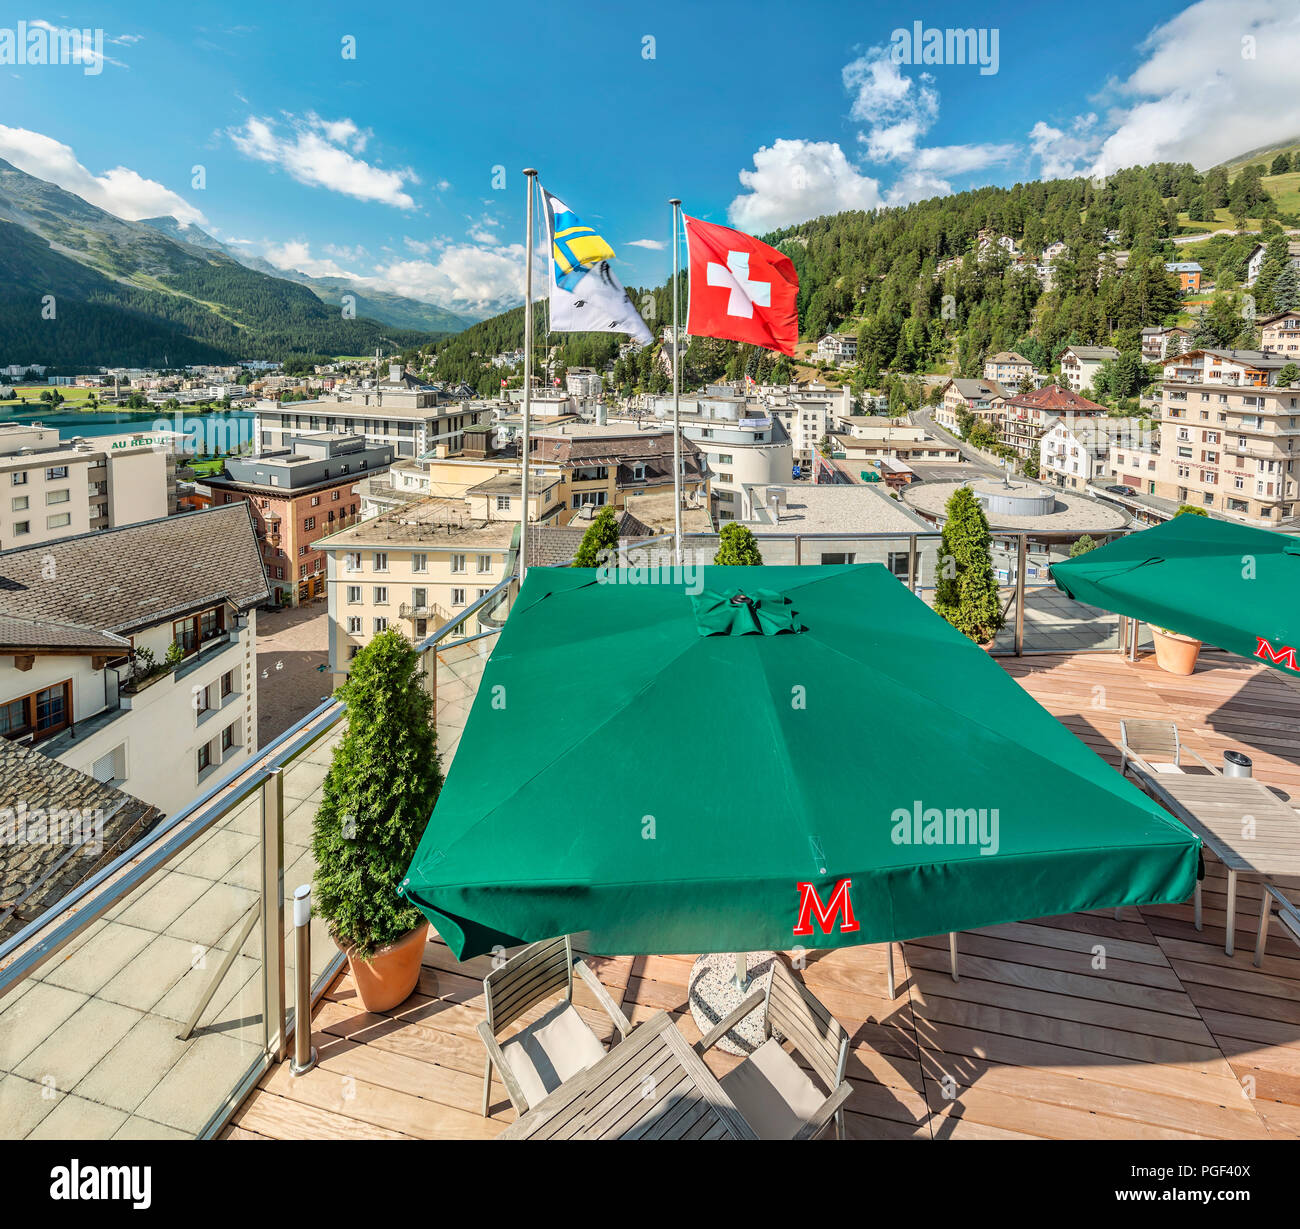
[{"xmin": 1105, "ymin": 484, "xmax": 1137, "ymax": 496}]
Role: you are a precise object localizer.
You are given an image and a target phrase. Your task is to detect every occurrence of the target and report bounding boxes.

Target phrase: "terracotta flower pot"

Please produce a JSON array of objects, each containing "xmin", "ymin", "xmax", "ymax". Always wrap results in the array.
[
  {"xmin": 341, "ymin": 922, "xmax": 429, "ymax": 1013},
  {"xmin": 1151, "ymin": 627, "xmax": 1201, "ymax": 676}
]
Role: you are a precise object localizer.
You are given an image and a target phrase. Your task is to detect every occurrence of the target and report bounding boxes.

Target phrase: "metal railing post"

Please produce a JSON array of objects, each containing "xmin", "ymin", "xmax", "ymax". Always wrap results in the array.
[
  {"xmin": 260, "ymin": 767, "xmax": 286, "ymax": 1062},
  {"xmin": 290, "ymin": 884, "xmax": 317, "ymax": 1075},
  {"xmin": 906, "ymin": 534, "xmax": 917, "ymax": 590},
  {"xmin": 1014, "ymin": 535, "xmax": 1027, "ymax": 656}
]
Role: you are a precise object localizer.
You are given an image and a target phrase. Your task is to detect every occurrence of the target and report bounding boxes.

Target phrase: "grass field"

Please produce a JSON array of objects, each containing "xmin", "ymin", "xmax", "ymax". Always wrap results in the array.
[{"xmin": 0, "ymin": 384, "xmax": 102, "ymax": 408}]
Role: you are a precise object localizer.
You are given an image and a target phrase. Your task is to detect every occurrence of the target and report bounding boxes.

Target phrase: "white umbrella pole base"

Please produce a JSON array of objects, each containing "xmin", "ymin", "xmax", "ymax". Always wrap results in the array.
[{"xmin": 688, "ymin": 951, "xmax": 777, "ymax": 1056}]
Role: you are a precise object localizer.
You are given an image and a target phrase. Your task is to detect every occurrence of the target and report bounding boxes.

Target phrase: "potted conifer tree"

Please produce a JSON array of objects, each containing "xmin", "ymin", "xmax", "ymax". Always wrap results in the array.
[
  {"xmin": 312, "ymin": 629, "xmax": 443, "ymax": 1012},
  {"xmin": 714, "ymin": 522, "xmax": 764, "ymax": 565},
  {"xmin": 934, "ymin": 486, "xmax": 1005, "ymax": 647}
]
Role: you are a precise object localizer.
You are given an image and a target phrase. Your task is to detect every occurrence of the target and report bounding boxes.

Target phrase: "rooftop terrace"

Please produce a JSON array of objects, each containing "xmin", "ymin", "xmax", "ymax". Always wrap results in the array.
[{"xmin": 225, "ymin": 650, "xmax": 1300, "ymax": 1141}]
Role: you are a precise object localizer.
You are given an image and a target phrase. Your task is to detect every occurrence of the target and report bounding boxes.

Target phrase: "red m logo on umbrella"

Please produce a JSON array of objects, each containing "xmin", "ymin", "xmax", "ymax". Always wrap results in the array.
[
  {"xmin": 1255, "ymin": 637, "xmax": 1299, "ymax": 672},
  {"xmin": 794, "ymin": 879, "xmax": 860, "ymax": 936}
]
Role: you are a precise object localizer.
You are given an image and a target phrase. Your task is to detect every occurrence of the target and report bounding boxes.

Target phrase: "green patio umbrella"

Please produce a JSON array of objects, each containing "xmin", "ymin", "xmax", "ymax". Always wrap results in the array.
[
  {"xmin": 1050, "ymin": 516, "xmax": 1300, "ymax": 675},
  {"xmin": 400, "ymin": 564, "xmax": 1199, "ymax": 960}
]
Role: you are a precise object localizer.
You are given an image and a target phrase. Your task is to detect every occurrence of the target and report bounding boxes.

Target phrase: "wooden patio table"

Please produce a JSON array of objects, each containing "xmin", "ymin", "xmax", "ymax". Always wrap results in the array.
[
  {"xmin": 499, "ymin": 1009, "xmax": 758, "ymax": 1140},
  {"xmin": 1138, "ymin": 771, "xmax": 1300, "ymax": 964}
]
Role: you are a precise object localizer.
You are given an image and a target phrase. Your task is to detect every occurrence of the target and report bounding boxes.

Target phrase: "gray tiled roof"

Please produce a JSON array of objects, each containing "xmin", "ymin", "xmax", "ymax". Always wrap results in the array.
[
  {"xmin": 0, "ymin": 616, "xmax": 130, "ymax": 653},
  {"xmin": 0, "ymin": 738, "xmax": 162, "ymax": 937},
  {"xmin": 0, "ymin": 504, "xmax": 269, "ymax": 637},
  {"xmin": 525, "ymin": 511, "xmax": 658, "ymax": 568}
]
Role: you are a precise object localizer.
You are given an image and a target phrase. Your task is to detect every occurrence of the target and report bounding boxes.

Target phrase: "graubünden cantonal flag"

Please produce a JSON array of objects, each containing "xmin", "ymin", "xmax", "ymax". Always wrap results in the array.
[{"xmin": 684, "ymin": 215, "xmax": 799, "ymax": 357}]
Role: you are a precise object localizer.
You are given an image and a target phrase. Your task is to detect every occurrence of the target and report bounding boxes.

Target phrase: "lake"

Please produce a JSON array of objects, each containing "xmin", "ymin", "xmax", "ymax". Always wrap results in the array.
[{"xmin": 0, "ymin": 406, "xmax": 256, "ymax": 452}]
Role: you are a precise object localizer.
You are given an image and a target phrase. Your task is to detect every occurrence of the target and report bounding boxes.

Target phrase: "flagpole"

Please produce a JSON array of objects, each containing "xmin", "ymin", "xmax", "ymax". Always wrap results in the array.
[
  {"xmin": 521, "ymin": 168, "xmax": 537, "ymax": 583},
  {"xmin": 670, "ymin": 198, "xmax": 682, "ymax": 568}
]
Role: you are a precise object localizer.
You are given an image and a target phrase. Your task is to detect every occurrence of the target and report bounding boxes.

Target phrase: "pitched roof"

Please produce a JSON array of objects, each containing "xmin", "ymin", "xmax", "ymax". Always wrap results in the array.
[
  {"xmin": 1004, "ymin": 384, "xmax": 1108, "ymax": 414},
  {"xmin": 987, "ymin": 351, "xmax": 1031, "ymax": 365},
  {"xmin": 524, "ymin": 511, "xmax": 659, "ymax": 568},
  {"xmin": 1062, "ymin": 345, "xmax": 1120, "ymax": 361},
  {"xmin": 0, "ymin": 738, "xmax": 162, "ymax": 938},
  {"xmin": 947, "ymin": 378, "xmax": 1010, "ymax": 400},
  {"xmin": 0, "ymin": 503, "xmax": 269, "ymax": 637}
]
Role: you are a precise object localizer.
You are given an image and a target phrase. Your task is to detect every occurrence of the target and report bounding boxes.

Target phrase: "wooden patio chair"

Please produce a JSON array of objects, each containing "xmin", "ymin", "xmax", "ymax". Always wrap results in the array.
[
  {"xmin": 476, "ymin": 935, "xmax": 632, "ymax": 1117},
  {"xmin": 697, "ymin": 962, "xmax": 852, "ymax": 1140},
  {"xmin": 1119, "ymin": 719, "xmax": 1218, "ymax": 779}
]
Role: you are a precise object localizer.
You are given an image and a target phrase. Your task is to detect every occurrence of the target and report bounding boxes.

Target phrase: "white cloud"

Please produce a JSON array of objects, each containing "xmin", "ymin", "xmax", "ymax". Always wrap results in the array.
[
  {"xmin": 259, "ymin": 239, "xmax": 359, "ymax": 279},
  {"xmin": 28, "ymin": 20, "xmax": 128, "ymax": 71},
  {"xmin": 843, "ymin": 52, "xmax": 939, "ymax": 161},
  {"xmin": 375, "ymin": 243, "xmax": 527, "ymax": 314},
  {"xmin": 229, "ymin": 113, "xmax": 417, "ymax": 208},
  {"xmin": 627, "ymin": 239, "xmax": 666, "ymax": 250},
  {"xmin": 729, "ymin": 139, "xmax": 883, "ymax": 231},
  {"xmin": 1028, "ymin": 117, "xmax": 1101, "ymax": 180},
  {"xmin": 0, "ymin": 125, "xmax": 205, "ymax": 223},
  {"xmin": 1081, "ymin": 0, "xmax": 1300, "ymax": 176},
  {"xmin": 730, "ymin": 47, "xmax": 1024, "ymax": 228}
]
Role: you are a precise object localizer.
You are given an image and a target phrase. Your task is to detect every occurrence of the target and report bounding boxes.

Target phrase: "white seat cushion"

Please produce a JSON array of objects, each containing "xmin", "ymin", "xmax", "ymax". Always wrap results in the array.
[
  {"xmin": 719, "ymin": 1037, "xmax": 827, "ymax": 1140},
  {"xmin": 1148, "ymin": 761, "xmax": 1183, "ymax": 774},
  {"xmin": 500, "ymin": 1001, "xmax": 606, "ymax": 1108}
]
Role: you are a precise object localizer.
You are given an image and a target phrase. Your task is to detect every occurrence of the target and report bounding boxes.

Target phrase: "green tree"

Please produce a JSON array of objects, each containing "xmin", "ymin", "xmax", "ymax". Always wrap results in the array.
[
  {"xmin": 311, "ymin": 629, "xmax": 442, "ymax": 958},
  {"xmin": 1069, "ymin": 533, "xmax": 1099, "ymax": 557},
  {"xmin": 1175, "ymin": 504, "xmax": 1209, "ymax": 517},
  {"xmin": 714, "ymin": 522, "xmax": 763, "ymax": 565},
  {"xmin": 1271, "ymin": 153, "xmax": 1292, "ymax": 176},
  {"xmin": 572, "ymin": 506, "xmax": 620, "ymax": 567},
  {"xmin": 1023, "ymin": 442, "xmax": 1040, "ymax": 479},
  {"xmin": 1276, "ymin": 362, "xmax": 1299, "ymax": 387},
  {"xmin": 934, "ymin": 486, "xmax": 1005, "ymax": 643}
]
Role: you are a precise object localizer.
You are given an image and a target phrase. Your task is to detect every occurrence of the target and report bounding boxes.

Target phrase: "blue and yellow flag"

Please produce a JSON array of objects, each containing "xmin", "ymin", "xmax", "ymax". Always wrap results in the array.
[{"xmin": 540, "ymin": 184, "xmax": 652, "ymax": 344}]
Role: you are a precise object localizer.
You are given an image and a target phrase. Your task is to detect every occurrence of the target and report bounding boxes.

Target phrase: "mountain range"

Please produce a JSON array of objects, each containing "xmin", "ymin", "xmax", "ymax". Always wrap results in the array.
[{"xmin": 0, "ymin": 158, "xmax": 473, "ymax": 368}]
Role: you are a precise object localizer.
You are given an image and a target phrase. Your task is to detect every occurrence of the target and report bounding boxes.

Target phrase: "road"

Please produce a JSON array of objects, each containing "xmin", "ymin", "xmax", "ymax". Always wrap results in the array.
[{"xmin": 912, "ymin": 407, "xmax": 1003, "ymax": 476}]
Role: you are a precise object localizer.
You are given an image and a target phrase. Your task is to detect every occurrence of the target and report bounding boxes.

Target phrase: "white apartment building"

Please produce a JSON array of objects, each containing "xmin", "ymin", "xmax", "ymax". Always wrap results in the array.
[
  {"xmin": 0, "ymin": 504, "xmax": 267, "ymax": 816},
  {"xmin": 642, "ymin": 389, "xmax": 792, "ymax": 521},
  {"xmin": 356, "ymin": 454, "xmax": 564, "ymax": 527},
  {"xmin": 1260, "ymin": 312, "xmax": 1300, "ymax": 358},
  {"xmin": 0, "ymin": 425, "xmax": 176, "ymax": 552},
  {"xmin": 816, "ymin": 333, "xmax": 858, "ymax": 363},
  {"xmin": 255, "ymin": 366, "xmax": 493, "ymax": 460},
  {"xmin": 1059, "ymin": 346, "xmax": 1120, "ymax": 394},
  {"xmin": 983, "ymin": 351, "xmax": 1035, "ymax": 387},
  {"xmin": 1148, "ymin": 348, "xmax": 1300, "ymax": 522},
  {"xmin": 1041, "ymin": 416, "xmax": 1152, "ymax": 491},
  {"xmin": 318, "ymin": 500, "xmax": 517, "ymax": 687}
]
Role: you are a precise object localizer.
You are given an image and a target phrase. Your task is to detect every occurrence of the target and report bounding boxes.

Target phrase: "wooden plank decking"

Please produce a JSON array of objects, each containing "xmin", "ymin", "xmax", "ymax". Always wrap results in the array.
[{"xmin": 226, "ymin": 650, "xmax": 1300, "ymax": 1141}]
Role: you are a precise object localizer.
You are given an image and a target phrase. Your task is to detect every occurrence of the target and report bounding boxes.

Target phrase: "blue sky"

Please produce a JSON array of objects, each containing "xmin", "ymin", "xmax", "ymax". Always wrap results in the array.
[{"xmin": 1, "ymin": 1, "xmax": 1297, "ymax": 317}]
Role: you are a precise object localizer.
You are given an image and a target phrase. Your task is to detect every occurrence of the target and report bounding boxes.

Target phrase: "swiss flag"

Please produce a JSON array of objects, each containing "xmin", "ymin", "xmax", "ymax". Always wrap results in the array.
[{"xmin": 684, "ymin": 215, "xmax": 799, "ymax": 356}]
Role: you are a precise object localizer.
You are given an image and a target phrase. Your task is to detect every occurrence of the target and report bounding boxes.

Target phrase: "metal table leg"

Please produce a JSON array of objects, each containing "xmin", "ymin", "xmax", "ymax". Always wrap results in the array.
[
  {"xmin": 949, "ymin": 932, "xmax": 959, "ymax": 982},
  {"xmin": 1194, "ymin": 879, "xmax": 1203, "ymax": 931},
  {"xmin": 886, "ymin": 942, "xmax": 896, "ymax": 999},
  {"xmin": 1225, "ymin": 870, "xmax": 1238, "ymax": 956},
  {"xmin": 1255, "ymin": 890, "xmax": 1272, "ymax": 968}
]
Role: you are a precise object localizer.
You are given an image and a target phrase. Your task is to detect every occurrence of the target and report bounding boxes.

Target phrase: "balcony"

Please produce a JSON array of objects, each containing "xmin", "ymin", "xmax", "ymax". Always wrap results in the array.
[{"xmin": 5, "ymin": 562, "xmax": 1300, "ymax": 1142}]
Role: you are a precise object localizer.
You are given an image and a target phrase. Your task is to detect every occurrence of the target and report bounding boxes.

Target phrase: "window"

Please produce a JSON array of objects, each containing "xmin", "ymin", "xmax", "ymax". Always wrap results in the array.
[
  {"xmin": 373, "ymin": 551, "xmax": 388, "ymax": 571},
  {"xmin": 220, "ymin": 669, "xmax": 235, "ymax": 699},
  {"xmin": 45, "ymin": 466, "xmax": 68, "ymax": 480},
  {"xmin": 12, "ymin": 521, "xmax": 28, "ymax": 535},
  {"xmin": 886, "ymin": 551, "xmax": 910, "ymax": 579},
  {"xmin": 46, "ymin": 513, "xmax": 71, "ymax": 530},
  {"xmin": 347, "ymin": 616, "xmax": 362, "ymax": 634},
  {"xmin": 821, "ymin": 553, "xmax": 856, "ymax": 565},
  {"xmin": 452, "ymin": 587, "xmax": 466, "ymax": 605},
  {"xmin": 373, "ymin": 586, "xmax": 388, "ymax": 604},
  {"xmin": 194, "ymin": 684, "xmax": 211, "ymax": 715},
  {"xmin": 478, "ymin": 588, "xmax": 491, "ymax": 600},
  {"xmin": 412, "ymin": 553, "xmax": 428, "ymax": 573},
  {"xmin": 412, "ymin": 587, "xmax": 428, "ymax": 609},
  {"xmin": 274, "ymin": 566, "xmax": 284, "ymax": 579},
  {"xmin": 304, "ymin": 516, "xmax": 315, "ymax": 531},
  {"xmin": 221, "ymin": 723, "xmax": 237, "ymax": 753},
  {"xmin": 717, "ymin": 472, "xmax": 734, "ymax": 484},
  {"xmin": 10, "ymin": 496, "xmax": 26, "ymax": 512},
  {"xmin": 717, "ymin": 453, "xmax": 734, "ymax": 465},
  {"xmin": 297, "ymin": 545, "xmax": 307, "ymax": 557},
  {"xmin": 345, "ymin": 552, "xmax": 362, "ymax": 571},
  {"xmin": 373, "ymin": 617, "xmax": 388, "ymax": 634},
  {"xmin": 496, "ymin": 495, "xmax": 510, "ymax": 511},
  {"xmin": 11, "ymin": 471, "xmax": 26, "ymax": 486},
  {"xmin": 451, "ymin": 554, "xmax": 466, "ymax": 573},
  {"xmin": 332, "ymin": 490, "xmax": 340, "ymax": 501},
  {"xmin": 198, "ymin": 743, "xmax": 211, "ymax": 773},
  {"xmin": 477, "ymin": 554, "xmax": 492, "ymax": 574},
  {"xmin": 311, "ymin": 496, "xmax": 320, "ymax": 507},
  {"xmin": 346, "ymin": 585, "xmax": 361, "ymax": 604}
]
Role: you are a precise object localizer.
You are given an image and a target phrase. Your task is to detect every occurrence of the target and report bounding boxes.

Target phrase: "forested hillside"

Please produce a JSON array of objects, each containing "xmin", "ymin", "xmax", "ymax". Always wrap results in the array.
[{"xmin": 416, "ymin": 159, "xmax": 1300, "ymax": 407}]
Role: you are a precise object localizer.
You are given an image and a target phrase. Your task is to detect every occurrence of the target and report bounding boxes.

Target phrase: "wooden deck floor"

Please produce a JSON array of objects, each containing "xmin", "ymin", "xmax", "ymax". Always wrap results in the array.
[{"xmin": 226, "ymin": 650, "xmax": 1300, "ymax": 1141}]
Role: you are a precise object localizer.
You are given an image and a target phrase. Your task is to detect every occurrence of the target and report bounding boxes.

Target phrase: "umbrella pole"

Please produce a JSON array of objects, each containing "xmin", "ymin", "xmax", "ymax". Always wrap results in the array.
[{"xmin": 732, "ymin": 951, "xmax": 748, "ymax": 992}]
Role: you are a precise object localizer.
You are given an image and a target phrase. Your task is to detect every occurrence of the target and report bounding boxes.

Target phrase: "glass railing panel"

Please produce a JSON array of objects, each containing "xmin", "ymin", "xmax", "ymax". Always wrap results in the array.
[
  {"xmin": 0, "ymin": 788, "xmax": 265, "ymax": 1140},
  {"xmin": 280, "ymin": 720, "xmax": 346, "ymax": 996},
  {"xmin": 1019, "ymin": 536, "xmax": 1121, "ymax": 654},
  {"xmin": 430, "ymin": 632, "xmax": 500, "ymax": 771}
]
